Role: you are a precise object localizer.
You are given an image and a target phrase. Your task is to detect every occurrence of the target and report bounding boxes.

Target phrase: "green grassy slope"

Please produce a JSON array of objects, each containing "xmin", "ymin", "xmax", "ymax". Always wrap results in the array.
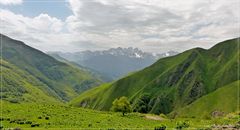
[
  {"xmin": 0, "ymin": 101, "xmax": 161, "ymax": 129},
  {"xmin": 69, "ymin": 83, "xmax": 113, "ymax": 109},
  {"xmin": 0, "ymin": 34, "xmax": 103, "ymax": 101},
  {"xmin": 0, "ymin": 60, "xmax": 60, "ymax": 103},
  {"xmin": 71, "ymin": 38, "xmax": 240, "ymax": 115},
  {"xmin": 174, "ymin": 80, "xmax": 240, "ymax": 118},
  {"xmin": 1, "ymin": 101, "xmax": 239, "ymax": 129}
]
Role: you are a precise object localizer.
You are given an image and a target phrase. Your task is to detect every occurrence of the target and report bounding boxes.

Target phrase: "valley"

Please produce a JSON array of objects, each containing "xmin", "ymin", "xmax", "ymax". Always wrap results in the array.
[
  {"xmin": 1, "ymin": 0, "xmax": 239, "ymax": 129},
  {"xmin": 0, "ymin": 34, "xmax": 239, "ymax": 129},
  {"xmin": 71, "ymin": 38, "xmax": 240, "ymax": 117}
]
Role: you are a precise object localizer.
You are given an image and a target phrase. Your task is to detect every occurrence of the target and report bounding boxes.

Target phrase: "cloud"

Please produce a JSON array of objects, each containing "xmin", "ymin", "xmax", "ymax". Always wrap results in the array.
[
  {"xmin": 0, "ymin": 0, "xmax": 23, "ymax": 5},
  {"xmin": 0, "ymin": 10, "xmax": 64, "ymax": 33},
  {"xmin": 66, "ymin": 0, "xmax": 183, "ymax": 32},
  {"xmin": 64, "ymin": 0, "xmax": 239, "ymax": 53},
  {"xmin": 0, "ymin": 0, "xmax": 239, "ymax": 53},
  {"xmin": 0, "ymin": 9, "xmax": 68, "ymax": 50}
]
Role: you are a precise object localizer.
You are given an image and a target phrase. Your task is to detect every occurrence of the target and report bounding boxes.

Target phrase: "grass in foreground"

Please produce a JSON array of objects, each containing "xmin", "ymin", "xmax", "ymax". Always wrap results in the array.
[{"xmin": 0, "ymin": 101, "xmax": 239, "ymax": 129}]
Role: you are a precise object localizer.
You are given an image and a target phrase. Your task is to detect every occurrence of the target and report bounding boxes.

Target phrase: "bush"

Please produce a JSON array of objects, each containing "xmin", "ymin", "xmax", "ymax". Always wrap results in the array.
[
  {"xmin": 154, "ymin": 124, "xmax": 167, "ymax": 130},
  {"xmin": 176, "ymin": 121, "xmax": 190, "ymax": 129},
  {"xmin": 111, "ymin": 96, "xmax": 132, "ymax": 116},
  {"xmin": 134, "ymin": 94, "xmax": 151, "ymax": 113},
  {"xmin": 25, "ymin": 121, "xmax": 32, "ymax": 124},
  {"xmin": 31, "ymin": 123, "xmax": 40, "ymax": 127},
  {"xmin": 17, "ymin": 121, "xmax": 24, "ymax": 125}
]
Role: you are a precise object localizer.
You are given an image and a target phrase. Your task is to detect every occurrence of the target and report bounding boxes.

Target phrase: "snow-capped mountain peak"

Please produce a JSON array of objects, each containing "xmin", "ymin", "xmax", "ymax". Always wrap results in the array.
[{"xmin": 49, "ymin": 48, "xmax": 178, "ymax": 80}]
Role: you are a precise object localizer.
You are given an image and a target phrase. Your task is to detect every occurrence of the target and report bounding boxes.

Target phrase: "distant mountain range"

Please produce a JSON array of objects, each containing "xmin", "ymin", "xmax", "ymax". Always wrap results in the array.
[
  {"xmin": 70, "ymin": 38, "xmax": 240, "ymax": 117},
  {"xmin": 49, "ymin": 48, "xmax": 178, "ymax": 81},
  {"xmin": 0, "ymin": 34, "xmax": 102, "ymax": 102}
]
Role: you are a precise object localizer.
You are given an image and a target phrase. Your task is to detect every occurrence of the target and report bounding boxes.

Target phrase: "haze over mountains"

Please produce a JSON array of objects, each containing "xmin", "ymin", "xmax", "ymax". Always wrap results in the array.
[{"xmin": 49, "ymin": 48, "xmax": 178, "ymax": 81}]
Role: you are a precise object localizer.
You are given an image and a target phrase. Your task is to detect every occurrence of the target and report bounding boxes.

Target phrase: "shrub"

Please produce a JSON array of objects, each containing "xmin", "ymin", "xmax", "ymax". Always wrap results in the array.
[
  {"xmin": 31, "ymin": 123, "xmax": 40, "ymax": 127},
  {"xmin": 154, "ymin": 124, "xmax": 167, "ymax": 130},
  {"xmin": 17, "ymin": 121, "xmax": 24, "ymax": 125},
  {"xmin": 45, "ymin": 117, "xmax": 50, "ymax": 120},
  {"xmin": 25, "ymin": 121, "xmax": 32, "ymax": 124},
  {"xmin": 111, "ymin": 96, "xmax": 132, "ymax": 116},
  {"xmin": 88, "ymin": 124, "xmax": 92, "ymax": 127},
  {"xmin": 176, "ymin": 121, "xmax": 190, "ymax": 129},
  {"xmin": 134, "ymin": 94, "xmax": 151, "ymax": 113}
]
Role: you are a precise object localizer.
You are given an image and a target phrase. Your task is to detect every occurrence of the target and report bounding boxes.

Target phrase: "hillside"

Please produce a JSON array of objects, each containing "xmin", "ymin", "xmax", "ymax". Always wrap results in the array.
[
  {"xmin": 174, "ymin": 80, "xmax": 240, "ymax": 118},
  {"xmin": 70, "ymin": 38, "xmax": 240, "ymax": 115},
  {"xmin": 0, "ymin": 34, "xmax": 103, "ymax": 101},
  {"xmin": 0, "ymin": 60, "xmax": 60, "ymax": 104}
]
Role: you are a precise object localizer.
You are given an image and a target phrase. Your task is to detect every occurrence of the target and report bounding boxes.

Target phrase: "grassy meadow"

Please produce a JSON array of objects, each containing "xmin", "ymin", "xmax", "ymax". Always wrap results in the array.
[{"xmin": 1, "ymin": 101, "xmax": 239, "ymax": 129}]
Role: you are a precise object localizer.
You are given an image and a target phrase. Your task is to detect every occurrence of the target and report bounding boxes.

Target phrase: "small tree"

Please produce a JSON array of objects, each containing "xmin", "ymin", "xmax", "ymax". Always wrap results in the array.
[{"xmin": 111, "ymin": 96, "xmax": 132, "ymax": 116}]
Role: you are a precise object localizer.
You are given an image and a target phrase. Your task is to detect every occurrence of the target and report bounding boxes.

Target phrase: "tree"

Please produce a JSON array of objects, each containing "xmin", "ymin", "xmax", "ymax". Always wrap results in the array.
[
  {"xmin": 134, "ymin": 94, "xmax": 151, "ymax": 113},
  {"xmin": 111, "ymin": 96, "xmax": 132, "ymax": 116}
]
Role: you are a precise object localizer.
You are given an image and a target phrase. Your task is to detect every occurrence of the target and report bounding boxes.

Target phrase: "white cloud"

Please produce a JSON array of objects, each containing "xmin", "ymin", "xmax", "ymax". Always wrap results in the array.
[
  {"xmin": 68, "ymin": 0, "xmax": 82, "ymax": 16},
  {"xmin": 0, "ymin": 10, "xmax": 64, "ymax": 33},
  {"xmin": 0, "ymin": 0, "xmax": 239, "ymax": 53},
  {"xmin": 0, "ymin": 9, "xmax": 73, "ymax": 51},
  {"xmin": 64, "ymin": 0, "xmax": 239, "ymax": 53},
  {"xmin": 0, "ymin": 0, "xmax": 22, "ymax": 5}
]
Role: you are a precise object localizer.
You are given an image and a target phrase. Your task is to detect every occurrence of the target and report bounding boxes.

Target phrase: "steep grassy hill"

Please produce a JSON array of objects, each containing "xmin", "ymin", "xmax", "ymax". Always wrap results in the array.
[
  {"xmin": 0, "ymin": 34, "xmax": 102, "ymax": 101},
  {"xmin": 70, "ymin": 38, "xmax": 240, "ymax": 115},
  {"xmin": 174, "ymin": 80, "xmax": 240, "ymax": 118},
  {"xmin": 0, "ymin": 60, "xmax": 60, "ymax": 104}
]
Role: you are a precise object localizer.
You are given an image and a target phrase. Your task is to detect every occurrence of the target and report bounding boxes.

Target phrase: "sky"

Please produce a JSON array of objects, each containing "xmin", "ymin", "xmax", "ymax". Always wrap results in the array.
[{"xmin": 0, "ymin": 0, "xmax": 239, "ymax": 53}]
